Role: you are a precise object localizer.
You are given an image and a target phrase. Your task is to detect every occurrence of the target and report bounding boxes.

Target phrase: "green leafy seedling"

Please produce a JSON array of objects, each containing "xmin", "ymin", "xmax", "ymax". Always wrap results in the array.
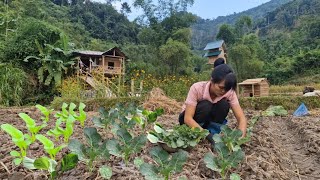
[
  {"xmin": 36, "ymin": 134, "xmax": 66, "ymax": 160},
  {"xmin": 138, "ymin": 146, "xmax": 188, "ymax": 180},
  {"xmin": 68, "ymin": 127, "xmax": 109, "ymax": 171},
  {"xmin": 147, "ymin": 124, "xmax": 209, "ymax": 149},
  {"xmin": 99, "ymin": 165, "xmax": 112, "ymax": 179},
  {"xmin": 127, "ymin": 108, "xmax": 164, "ymax": 129},
  {"xmin": 61, "ymin": 153, "xmax": 79, "ymax": 172},
  {"xmin": 1, "ymin": 124, "xmax": 31, "ymax": 165},
  {"xmin": 36, "ymin": 104, "xmax": 53, "ymax": 123},
  {"xmin": 47, "ymin": 117, "xmax": 74, "ymax": 143},
  {"xmin": 205, "ymin": 126, "xmax": 245, "ymax": 179},
  {"xmin": 34, "ymin": 156, "xmax": 58, "ymax": 179},
  {"xmin": 106, "ymin": 128, "xmax": 147, "ymax": 165},
  {"xmin": 19, "ymin": 113, "xmax": 46, "ymax": 142}
]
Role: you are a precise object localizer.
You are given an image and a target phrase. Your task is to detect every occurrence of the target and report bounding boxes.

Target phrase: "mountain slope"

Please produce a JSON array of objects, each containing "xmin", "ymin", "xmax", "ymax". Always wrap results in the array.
[{"xmin": 191, "ymin": 0, "xmax": 293, "ymax": 50}]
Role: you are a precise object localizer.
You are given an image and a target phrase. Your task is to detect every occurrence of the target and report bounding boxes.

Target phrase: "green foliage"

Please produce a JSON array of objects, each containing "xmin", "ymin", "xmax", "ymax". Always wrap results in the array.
[
  {"xmin": 33, "ymin": 153, "xmax": 78, "ymax": 180},
  {"xmin": 0, "ymin": 64, "xmax": 28, "ymax": 106},
  {"xmin": 34, "ymin": 156, "xmax": 58, "ymax": 179},
  {"xmin": 239, "ymin": 96, "xmax": 320, "ymax": 110},
  {"xmin": 147, "ymin": 124, "xmax": 209, "ymax": 149},
  {"xmin": 19, "ymin": 113, "xmax": 47, "ymax": 142},
  {"xmin": 1, "ymin": 18, "xmax": 61, "ymax": 65},
  {"xmin": 24, "ymin": 33, "xmax": 75, "ymax": 87},
  {"xmin": 0, "ymin": 124, "xmax": 31, "ymax": 165},
  {"xmin": 47, "ymin": 102, "xmax": 86, "ymax": 143},
  {"xmin": 216, "ymin": 24, "xmax": 235, "ymax": 45},
  {"xmin": 106, "ymin": 128, "xmax": 147, "ymax": 165},
  {"xmin": 99, "ymin": 165, "xmax": 113, "ymax": 179},
  {"xmin": 36, "ymin": 134, "xmax": 66, "ymax": 160},
  {"xmin": 68, "ymin": 127, "xmax": 110, "ymax": 171},
  {"xmin": 51, "ymin": 96, "xmax": 143, "ymax": 111},
  {"xmin": 262, "ymin": 105, "xmax": 288, "ymax": 116},
  {"xmin": 61, "ymin": 153, "xmax": 79, "ymax": 172},
  {"xmin": 159, "ymin": 38, "xmax": 191, "ymax": 75},
  {"xmin": 127, "ymin": 108, "xmax": 164, "ymax": 129},
  {"xmin": 36, "ymin": 104, "xmax": 54, "ymax": 123},
  {"xmin": 204, "ymin": 126, "xmax": 245, "ymax": 179},
  {"xmin": 138, "ymin": 146, "xmax": 188, "ymax": 180},
  {"xmin": 228, "ymin": 40, "xmax": 264, "ymax": 81}
]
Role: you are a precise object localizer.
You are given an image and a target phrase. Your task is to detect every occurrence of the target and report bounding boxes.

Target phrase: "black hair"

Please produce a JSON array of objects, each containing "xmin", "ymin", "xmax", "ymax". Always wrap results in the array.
[
  {"xmin": 213, "ymin": 58, "xmax": 225, "ymax": 68},
  {"xmin": 211, "ymin": 64, "xmax": 237, "ymax": 91}
]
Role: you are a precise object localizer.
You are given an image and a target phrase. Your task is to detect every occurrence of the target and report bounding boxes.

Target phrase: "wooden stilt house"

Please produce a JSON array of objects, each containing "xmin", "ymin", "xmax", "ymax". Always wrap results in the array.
[
  {"xmin": 204, "ymin": 40, "xmax": 227, "ymax": 65},
  {"xmin": 237, "ymin": 78, "xmax": 269, "ymax": 97},
  {"xmin": 73, "ymin": 47, "xmax": 126, "ymax": 77},
  {"xmin": 72, "ymin": 47, "xmax": 127, "ymax": 97}
]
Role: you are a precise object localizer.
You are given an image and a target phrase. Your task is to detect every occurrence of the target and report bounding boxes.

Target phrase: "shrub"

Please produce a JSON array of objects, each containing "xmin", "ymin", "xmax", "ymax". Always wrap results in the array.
[{"xmin": 0, "ymin": 64, "xmax": 28, "ymax": 106}]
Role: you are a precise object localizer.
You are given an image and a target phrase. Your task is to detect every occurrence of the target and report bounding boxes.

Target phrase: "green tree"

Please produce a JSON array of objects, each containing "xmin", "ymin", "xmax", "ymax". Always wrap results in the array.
[
  {"xmin": 159, "ymin": 38, "xmax": 191, "ymax": 75},
  {"xmin": 235, "ymin": 16, "xmax": 252, "ymax": 38},
  {"xmin": 216, "ymin": 24, "xmax": 235, "ymax": 45},
  {"xmin": 229, "ymin": 44, "xmax": 264, "ymax": 81}
]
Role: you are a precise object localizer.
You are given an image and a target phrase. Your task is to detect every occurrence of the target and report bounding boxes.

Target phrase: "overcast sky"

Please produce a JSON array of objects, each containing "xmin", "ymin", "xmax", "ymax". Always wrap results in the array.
[{"xmin": 94, "ymin": 0, "xmax": 271, "ymax": 20}]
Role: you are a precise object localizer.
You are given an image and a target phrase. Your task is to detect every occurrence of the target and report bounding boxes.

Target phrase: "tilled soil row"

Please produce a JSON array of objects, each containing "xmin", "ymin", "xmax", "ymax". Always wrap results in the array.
[{"xmin": 0, "ymin": 108, "xmax": 319, "ymax": 180}]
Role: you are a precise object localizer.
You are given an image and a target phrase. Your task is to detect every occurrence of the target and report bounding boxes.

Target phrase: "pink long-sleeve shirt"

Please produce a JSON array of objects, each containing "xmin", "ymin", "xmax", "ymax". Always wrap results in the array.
[{"xmin": 182, "ymin": 81, "xmax": 239, "ymax": 111}]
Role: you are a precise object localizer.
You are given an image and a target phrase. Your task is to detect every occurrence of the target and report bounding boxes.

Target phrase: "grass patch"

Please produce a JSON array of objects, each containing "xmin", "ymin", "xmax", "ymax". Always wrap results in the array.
[
  {"xmin": 270, "ymin": 84, "xmax": 320, "ymax": 94},
  {"xmin": 240, "ymin": 96, "xmax": 320, "ymax": 110}
]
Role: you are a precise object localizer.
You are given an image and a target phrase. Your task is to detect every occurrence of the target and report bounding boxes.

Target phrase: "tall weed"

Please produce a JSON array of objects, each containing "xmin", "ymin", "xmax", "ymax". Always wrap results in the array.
[{"xmin": 0, "ymin": 64, "xmax": 27, "ymax": 106}]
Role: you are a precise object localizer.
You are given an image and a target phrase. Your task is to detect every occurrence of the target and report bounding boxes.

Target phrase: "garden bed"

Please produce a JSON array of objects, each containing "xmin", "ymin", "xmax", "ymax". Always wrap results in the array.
[{"xmin": 0, "ymin": 107, "xmax": 319, "ymax": 180}]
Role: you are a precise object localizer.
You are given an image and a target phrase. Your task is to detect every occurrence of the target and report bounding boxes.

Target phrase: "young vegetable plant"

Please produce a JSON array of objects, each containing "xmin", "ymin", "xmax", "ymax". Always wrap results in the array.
[
  {"xmin": 204, "ymin": 125, "xmax": 245, "ymax": 179},
  {"xmin": 55, "ymin": 102, "xmax": 86, "ymax": 126},
  {"xmin": 36, "ymin": 134, "xmax": 66, "ymax": 160},
  {"xmin": 0, "ymin": 124, "xmax": 32, "ymax": 165},
  {"xmin": 35, "ymin": 104, "xmax": 53, "ymax": 123},
  {"xmin": 127, "ymin": 108, "xmax": 164, "ymax": 129},
  {"xmin": 106, "ymin": 127, "xmax": 147, "ymax": 165},
  {"xmin": 29, "ymin": 153, "xmax": 79, "ymax": 180},
  {"xmin": 138, "ymin": 146, "xmax": 188, "ymax": 180},
  {"xmin": 19, "ymin": 113, "xmax": 46, "ymax": 142},
  {"xmin": 47, "ymin": 102, "xmax": 86, "ymax": 143},
  {"xmin": 147, "ymin": 124, "xmax": 209, "ymax": 149},
  {"xmin": 68, "ymin": 127, "xmax": 110, "ymax": 172}
]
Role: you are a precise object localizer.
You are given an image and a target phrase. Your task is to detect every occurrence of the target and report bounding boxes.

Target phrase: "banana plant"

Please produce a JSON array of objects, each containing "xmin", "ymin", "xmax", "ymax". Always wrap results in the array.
[
  {"xmin": 23, "ymin": 33, "xmax": 75, "ymax": 87},
  {"xmin": 0, "ymin": 124, "xmax": 32, "ymax": 165}
]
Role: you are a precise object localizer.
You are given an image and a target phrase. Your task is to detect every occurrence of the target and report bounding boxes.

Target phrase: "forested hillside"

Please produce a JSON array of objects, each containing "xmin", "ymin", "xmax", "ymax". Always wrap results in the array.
[
  {"xmin": 191, "ymin": 0, "xmax": 293, "ymax": 50},
  {"xmin": 0, "ymin": 0, "xmax": 200, "ymax": 105},
  {"xmin": 0, "ymin": 0, "xmax": 319, "ymax": 106}
]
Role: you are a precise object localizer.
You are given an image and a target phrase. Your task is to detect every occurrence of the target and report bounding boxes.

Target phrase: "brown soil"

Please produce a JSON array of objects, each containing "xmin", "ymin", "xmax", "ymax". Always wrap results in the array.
[{"xmin": 0, "ymin": 107, "xmax": 319, "ymax": 180}]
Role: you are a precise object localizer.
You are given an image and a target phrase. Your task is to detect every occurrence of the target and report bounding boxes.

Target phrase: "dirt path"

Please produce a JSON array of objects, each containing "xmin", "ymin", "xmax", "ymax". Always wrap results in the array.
[{"xmin": 239, "ymin": 115, "xmax": 320, "ymax": 180}]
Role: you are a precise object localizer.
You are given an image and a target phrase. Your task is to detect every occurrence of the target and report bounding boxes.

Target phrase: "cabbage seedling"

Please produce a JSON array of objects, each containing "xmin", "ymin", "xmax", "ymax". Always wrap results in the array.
[
  {"xmin": 36, "ymin": 134, "xmax": 66, "ymax": 160},
  {"xmin": 19, "ymin": 113, "xmax": 46, "ymax": 142},
  {"xmin": 0, "ymin": 124, "xmax": 32, "ymax": 165}
]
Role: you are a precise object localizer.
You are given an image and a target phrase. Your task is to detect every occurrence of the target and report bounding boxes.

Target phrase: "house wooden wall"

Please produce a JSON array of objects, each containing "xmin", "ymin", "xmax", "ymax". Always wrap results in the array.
[
  {"xmin": 239, "ymin": 80, "xmax": 269, "ymax": 97},
  {"xmin": 207, "ymin": 47, "xmax": 227, "ymax": 64}
]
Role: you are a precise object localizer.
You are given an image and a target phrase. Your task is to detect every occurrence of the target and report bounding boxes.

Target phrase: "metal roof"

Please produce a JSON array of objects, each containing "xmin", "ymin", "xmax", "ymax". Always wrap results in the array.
[
  {"xmin": 204, "ymin": 51, "xmax": 221, "ymax": 57},
  {"xmin": 204, "ymin": 40, "xmax": 225, "ymax": 50},
  {"xmin": 73, "ymin": 47, "xmax": 126, "ymax": 57},
  {"xmin": 238, "ymin": 78, "xmax": 268, "ymax": 85},
  {"xmin": 73, "ymin": 50, "xmax": 104, "ymax": 56}
]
